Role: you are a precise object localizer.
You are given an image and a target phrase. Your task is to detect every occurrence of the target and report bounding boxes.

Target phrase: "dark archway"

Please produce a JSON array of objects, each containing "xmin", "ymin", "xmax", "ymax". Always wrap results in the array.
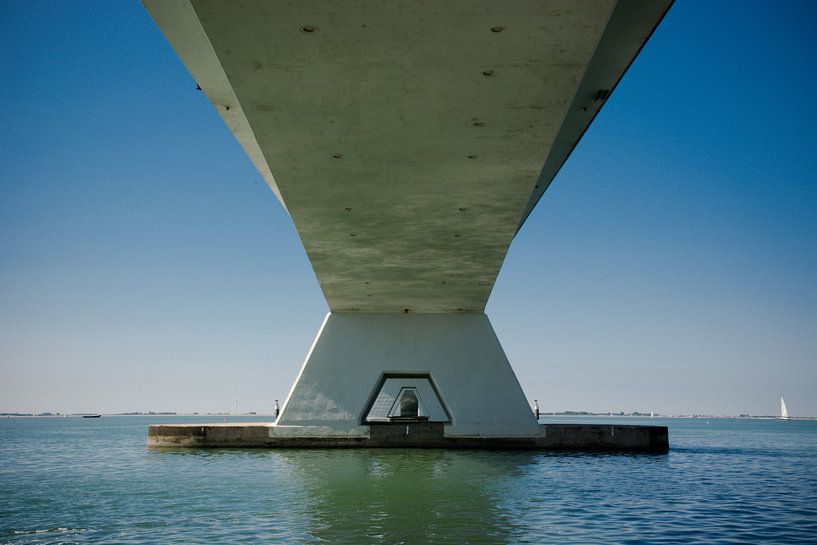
[{"xmin": 399, "ymin": 389, "xmax": 419, "ymax": 418}]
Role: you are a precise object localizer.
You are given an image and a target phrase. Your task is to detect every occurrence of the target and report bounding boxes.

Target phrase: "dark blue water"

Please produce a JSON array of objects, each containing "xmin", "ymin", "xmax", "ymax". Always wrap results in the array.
[{"xmin": 1, "ymin": 416, "xmax": 816, "ymax": 544}]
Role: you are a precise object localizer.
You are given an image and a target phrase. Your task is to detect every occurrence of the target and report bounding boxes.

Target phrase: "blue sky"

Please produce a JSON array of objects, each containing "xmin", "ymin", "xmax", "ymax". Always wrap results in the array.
[{"xmin": 1, "ymin": 1, "xmax": 815, "ymax": 416}]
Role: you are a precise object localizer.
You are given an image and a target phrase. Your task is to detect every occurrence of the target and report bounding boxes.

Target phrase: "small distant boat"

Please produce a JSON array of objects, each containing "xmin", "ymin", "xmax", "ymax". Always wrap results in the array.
[
  {"xmin": 82, "ymin": 414, "xmax": 102, "ymax": 419},
  {"xmin": 780, "ymin": 397, "xmax": 789, "ymax": 420}
]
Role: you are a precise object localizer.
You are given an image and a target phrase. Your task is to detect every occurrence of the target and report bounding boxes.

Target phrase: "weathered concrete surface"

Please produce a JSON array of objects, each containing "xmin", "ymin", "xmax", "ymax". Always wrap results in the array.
[
  {"xmin": 142, "ymin": 0, "xmax": 672, "ymax": 313},
  {"xmin": 148, "ymin": 423, "xmax": 669, "ymax": 452},
  {"xmin": 148, "ymin": 423, "xmax": 369, "ymax": 448},
  {"xmin": 538, "ymin": 424, "xmax": 668, "ymax": 451}
]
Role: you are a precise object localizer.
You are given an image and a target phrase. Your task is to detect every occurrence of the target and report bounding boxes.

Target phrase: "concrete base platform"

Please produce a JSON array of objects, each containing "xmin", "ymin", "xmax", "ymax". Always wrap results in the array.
[{"xmin": 148, "ymin": 422, "xmax": 669, "ymax": 452}]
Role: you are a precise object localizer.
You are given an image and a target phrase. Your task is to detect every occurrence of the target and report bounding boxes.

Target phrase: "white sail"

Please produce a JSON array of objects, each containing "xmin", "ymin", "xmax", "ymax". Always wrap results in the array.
[{"xmin": 780, "ymin": 397, "xmax": 789, "ymax": 419}]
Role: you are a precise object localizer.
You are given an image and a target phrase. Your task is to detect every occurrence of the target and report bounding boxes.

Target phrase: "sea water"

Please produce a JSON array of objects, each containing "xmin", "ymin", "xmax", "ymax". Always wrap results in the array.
[{"xmin": 1, "ymin": 416, "xmax": 816, "ymax": 544}]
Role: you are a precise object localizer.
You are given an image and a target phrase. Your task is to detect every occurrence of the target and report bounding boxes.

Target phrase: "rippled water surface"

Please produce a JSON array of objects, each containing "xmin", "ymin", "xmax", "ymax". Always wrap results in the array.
[{"xmin": 2, "ymin": 416, "xmax": 816, "ymax": 544}]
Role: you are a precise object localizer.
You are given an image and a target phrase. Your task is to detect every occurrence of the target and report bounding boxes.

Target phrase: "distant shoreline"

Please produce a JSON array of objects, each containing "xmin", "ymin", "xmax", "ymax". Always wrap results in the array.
[
  {"xmin": 539, "ymin": 413, "xmax": 817, "ymax": 421},
  {"xmin": 0, "ymin": 412, "xmax": 274, "ymax": 418},
  {"xmin": 3, "ymin": 412, "xmax": 815, "ymax": 420}
]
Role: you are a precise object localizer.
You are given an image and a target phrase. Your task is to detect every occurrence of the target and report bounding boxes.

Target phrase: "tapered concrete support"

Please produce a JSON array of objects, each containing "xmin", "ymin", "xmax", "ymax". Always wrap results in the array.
[{"xmin": 272, "ymin": 313, "xmax": 540, "ymax": 439}]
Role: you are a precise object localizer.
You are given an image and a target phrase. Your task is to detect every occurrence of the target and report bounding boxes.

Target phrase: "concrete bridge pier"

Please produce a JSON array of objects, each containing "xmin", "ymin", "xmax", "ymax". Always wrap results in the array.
[
  {"xmin": 143, "ymin": 0, "xmax": 673, "ymax": 451},
  {"xmin": 149, "ymin": 311, "xmax": 669, "ymax": 451},
  {"xmin": 272, "ymin": 313, "xmax": 541, "ymax": 440}
]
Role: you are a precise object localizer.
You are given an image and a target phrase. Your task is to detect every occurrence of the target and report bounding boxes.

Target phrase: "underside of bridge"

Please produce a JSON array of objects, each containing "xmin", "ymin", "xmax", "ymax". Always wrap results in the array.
[{"xmin": 144, "ymin": 0, "xmax": 671, "ymax": 442}]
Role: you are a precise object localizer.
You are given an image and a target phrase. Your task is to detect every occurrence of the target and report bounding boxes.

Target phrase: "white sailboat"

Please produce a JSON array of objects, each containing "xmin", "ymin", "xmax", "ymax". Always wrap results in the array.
[{"xmin": 780, "ymin": 397, "xmax": 790, "ymax": 420}]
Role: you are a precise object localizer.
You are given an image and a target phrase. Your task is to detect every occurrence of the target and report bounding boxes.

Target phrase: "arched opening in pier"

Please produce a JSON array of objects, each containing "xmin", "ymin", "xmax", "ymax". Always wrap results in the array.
[{"xmin": 363, "ymin": 375, "xmax": 449, "ymax": 423}]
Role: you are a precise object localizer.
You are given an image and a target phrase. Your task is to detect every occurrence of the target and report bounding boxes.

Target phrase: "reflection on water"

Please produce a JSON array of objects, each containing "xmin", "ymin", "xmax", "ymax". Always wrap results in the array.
[
  {"xmin": 282, "ymin": 450, "xmax": 538, "ymax": 544},
  {"xmin": 151, "ymin": 447, "xmax": 541, "ymax": 543},
  {"xmin": 1, "ymin": 417, "xmax": 817, "ymax": 544}
]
